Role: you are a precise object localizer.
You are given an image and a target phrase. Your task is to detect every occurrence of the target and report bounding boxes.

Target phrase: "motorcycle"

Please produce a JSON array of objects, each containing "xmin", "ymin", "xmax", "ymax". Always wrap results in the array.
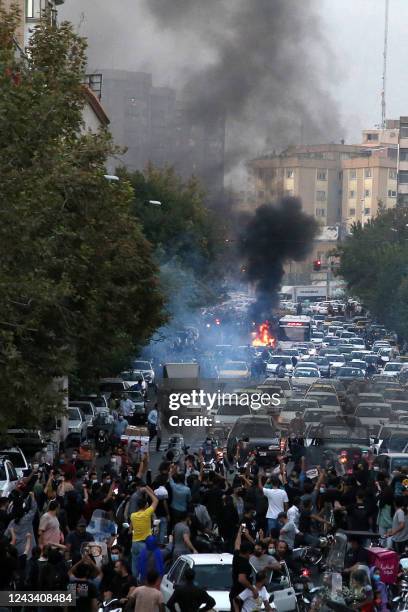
[
  {"xmin": 392, "ymin": 558, "xmax": 408, "ymax": 612},
  {"xmin": 193, "ymin": 530, "xmax": 224, "ymax": 553}
]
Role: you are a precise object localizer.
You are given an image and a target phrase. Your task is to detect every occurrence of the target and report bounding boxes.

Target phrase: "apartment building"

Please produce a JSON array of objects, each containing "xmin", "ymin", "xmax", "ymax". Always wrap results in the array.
[
  {"xmin": 3, "ymin": 0, "xmax": 65, "ymax": 49},
  {"xmin": 398, "ymin": 117, "xmax": 408, "ymax": 206},
  {"xmin": 248, "ymin": 144, "xmax": 363, "ymax": 224},
  {"xmin": 98, "ymin": 69, "xmax": 226, "ymax": 201},
  {"xmin": 341, "ymin": 148, "xmax": 397, "ymax": 228}
]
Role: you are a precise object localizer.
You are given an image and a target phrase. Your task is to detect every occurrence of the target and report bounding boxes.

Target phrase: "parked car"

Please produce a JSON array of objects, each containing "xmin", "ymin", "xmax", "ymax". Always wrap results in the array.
[
  {"xmin": 69, "ymin": 401, "xmax": 96, "ymax": 430},
  {"xmin": 6, "ymin": 429, "xmax": 46, "ymax": 456},
  {"xmin": 0, "ymin": 457, "xmax": 19, "ymax": 497},
  {"xmin": 226, "ymin": 415, "xmax": 286, "ymax": 464},
  {"xmin": 99, "ymin": 378, "xmax": 130, "ymax": 398},
  {"xmin": 0, "ymin": 447, "xmax": 29, "ymax": 478},
  {"xmin": 131, "ymin": 359, "xmax": 155, "ymax": 385},
  {"xmin": 161, "ymin": 554, "xmax": 296, "ymax": 612},
  {"xmin": 67, "ymin": 406, "xmax": 87, "ymax": 443}
]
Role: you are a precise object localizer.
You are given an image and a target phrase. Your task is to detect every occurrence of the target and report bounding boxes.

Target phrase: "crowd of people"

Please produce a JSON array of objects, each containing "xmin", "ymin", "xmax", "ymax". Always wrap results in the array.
[{"xmin": 0, "ymin": 419, "xmax": 407, "ymax": 612}]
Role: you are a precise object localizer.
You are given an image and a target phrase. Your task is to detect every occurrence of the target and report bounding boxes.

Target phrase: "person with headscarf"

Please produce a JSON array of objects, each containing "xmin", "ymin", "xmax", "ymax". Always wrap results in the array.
[{"xmin": 137, "ymin": 535, "xmax": 165, "ymax": 583}]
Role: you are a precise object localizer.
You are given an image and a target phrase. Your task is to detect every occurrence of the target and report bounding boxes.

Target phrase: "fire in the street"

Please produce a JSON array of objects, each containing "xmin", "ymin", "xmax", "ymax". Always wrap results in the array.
[{"xmin": 251, "ymin": 321, "xmax": 275, "ymax": 347}]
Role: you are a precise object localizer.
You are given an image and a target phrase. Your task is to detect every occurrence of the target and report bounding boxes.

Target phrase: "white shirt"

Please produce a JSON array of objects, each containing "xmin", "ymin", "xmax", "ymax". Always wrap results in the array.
[
  {"xmin": 147, "ymin": 409, "xmax": 158, "ymax": 425},
  {"xmin": 238, "ymin": 586, "xmax": 274, "ymax": 612},
  {"xmin": 120, "ymin": 398, "xmax": 134, "ymax": 416},
  {"xmin": 287, "ymin": 504, "xmax": 300, "ymax": 527},
  {"xmin": 263, "ymin": 487, "xmax": 289, "ymax": 519}
]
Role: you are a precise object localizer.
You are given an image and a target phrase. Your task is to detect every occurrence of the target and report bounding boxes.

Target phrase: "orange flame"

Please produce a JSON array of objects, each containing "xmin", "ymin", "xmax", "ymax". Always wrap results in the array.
[{"xmin": 251, "ymin": 321, "xmax": 275, "ymax": 347}]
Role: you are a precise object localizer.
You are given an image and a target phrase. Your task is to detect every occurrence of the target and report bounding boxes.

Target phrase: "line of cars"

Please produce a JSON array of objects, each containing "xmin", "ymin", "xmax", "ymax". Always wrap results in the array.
[{"xmin": 206, "ymin": 310, "xmax": 408, "ymax": 477}]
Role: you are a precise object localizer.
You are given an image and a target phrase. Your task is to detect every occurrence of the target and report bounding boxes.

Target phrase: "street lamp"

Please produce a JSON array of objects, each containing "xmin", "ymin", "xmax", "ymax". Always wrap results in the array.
[
  {"xmin": 103, "ymin": 174, "xmax": 120, "ymax": 182},
  {"xmin": 147, "ymin": 200, "xmax": 162, "ymax": 207}
]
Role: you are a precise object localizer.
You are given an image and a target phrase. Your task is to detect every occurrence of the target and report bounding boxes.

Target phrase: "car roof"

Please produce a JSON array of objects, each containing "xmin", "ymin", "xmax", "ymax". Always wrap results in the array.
[
  {"xmin": 180, "ymin": 553, "xmax": 233, "ymax": 565},
  {"xmin": 377, "ymin": 453, "xmax": 408, "ymax": 458},
  {"xmin": 234, "ymin": 415, "xmax": 272, "ymax": 423}
]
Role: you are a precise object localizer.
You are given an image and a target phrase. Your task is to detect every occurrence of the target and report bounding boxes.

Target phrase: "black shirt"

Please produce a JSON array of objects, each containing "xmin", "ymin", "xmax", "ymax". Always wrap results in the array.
[
  {"xmin": 231, "ymin": 551, "xmax": 252, "ymax": 597},
  {"xmin": 70, "ymin": 579, "xmax": 98, "ymax": 612},
  {"xmin": 109, "ymin": 572, "xmax": 137, "ymax": 599},
  {"xmin": 344, "ymin": 546, "xmax": 369, "ymax": 569},
  {"xmin": 167, "ymin": 584, "xmax": 216, "ymax": 612}
]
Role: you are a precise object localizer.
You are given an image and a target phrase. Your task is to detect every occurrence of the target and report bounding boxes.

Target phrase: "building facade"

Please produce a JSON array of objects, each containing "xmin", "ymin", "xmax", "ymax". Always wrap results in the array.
[
  {"xmin": 248, "ymin": 144, "xmax": 363, "ymax": 225},
  {"xmin": 4, "ymin": 0, "xmax": 65, "ymax": 49},
  {"xmin": 398, "ymin": 116, "xmax": 408, "ymax": 206},
  {"xmin": 98, "ymin": 69, "xmax": 225, "ymax": 202}
]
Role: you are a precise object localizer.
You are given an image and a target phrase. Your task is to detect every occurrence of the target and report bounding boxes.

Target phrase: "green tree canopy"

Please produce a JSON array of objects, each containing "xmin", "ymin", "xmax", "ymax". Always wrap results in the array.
[
  {"xmin": 338, "ymin": 206, "xmax": 408, "ymax": 340},
  {"xmin": 121, "ymin": 165, "xmax": 227, "ymax": 310},
  {"xmin": 0, "ymin": 3, "xmax": 165, "ymax": 429}
]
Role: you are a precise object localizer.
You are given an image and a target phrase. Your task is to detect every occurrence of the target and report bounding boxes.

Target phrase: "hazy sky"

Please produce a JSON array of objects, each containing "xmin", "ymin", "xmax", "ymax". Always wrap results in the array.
[{"xmin": 60, "ymin": 0, "xmax": 408, "ymax": 145}]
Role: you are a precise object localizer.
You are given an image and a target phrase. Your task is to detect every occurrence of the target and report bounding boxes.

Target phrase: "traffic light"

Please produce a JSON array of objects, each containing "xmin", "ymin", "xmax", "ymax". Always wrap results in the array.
[{"xmin": 313, "ymin": 259, "xmax": 322, "ymax": 271}]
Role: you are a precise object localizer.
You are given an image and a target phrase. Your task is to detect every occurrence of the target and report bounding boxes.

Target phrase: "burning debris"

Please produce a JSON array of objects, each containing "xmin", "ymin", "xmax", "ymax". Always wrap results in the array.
[
  {"xmin": 251, "ymin": 321, "xmax": 275, "ymax": 347},
  {"xmin": 241, "ymin": 197, "xmax": 319, "ymax": 322}
]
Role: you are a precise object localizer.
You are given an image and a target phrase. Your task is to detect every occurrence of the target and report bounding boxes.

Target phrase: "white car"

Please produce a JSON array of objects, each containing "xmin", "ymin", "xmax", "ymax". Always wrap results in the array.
[
  {"xmin": 0, "ymin": 457, "xmax": 19, "ymax": 497},
  {"xmin": 326, "ymin": 354, "xmax": 346, "ymax": 369},
  {"xmin": 266, "ymin": 355, "xmax": 294, "ymax": 376},
  {"xmin": 349, "ymin": 337, "xmax": 366, "ymax": 350},
  {"xmin": 131, "ymin": 360, "xmax": 155, "ymax": 385},
  {"xmin": 382, "ymin": 362, "xmax": 404, "ymax": 377},
  {"xmin": 161, "ymin": 554, "xmax": 297, "ymax": 612},
  {"xmin": 67, "ymin": 406, "xmax": 87, "ymax": 442},
  {"xmin": 0, "ymin": 447, "xmax": 29, "ymax": 479}
]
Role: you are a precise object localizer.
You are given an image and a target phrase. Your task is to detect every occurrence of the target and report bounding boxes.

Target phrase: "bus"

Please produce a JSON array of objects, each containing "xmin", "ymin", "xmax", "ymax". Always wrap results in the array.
[{"xmin": 278, "ymin": 315, "xmax": 312, "ymax": 344}]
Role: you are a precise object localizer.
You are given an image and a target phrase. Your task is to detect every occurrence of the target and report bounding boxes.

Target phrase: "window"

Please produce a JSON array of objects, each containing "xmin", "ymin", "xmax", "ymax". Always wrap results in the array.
[
  {"xmin": 399, "ymin": 171, "xmax": 408, "ymax": 184},
  {"xmin": 400, "ymin": 149, "xmax": 408, "ymax": 162},
  {"xmin": 400, "ymin": 126, "xmax": 408, "ymax": 138},
  {"xmin": 167, "ymin": 559, "xmax": 186, "ymax": 584},
  {"xmin": 364, "ymin": 208, "xmax": 371, "ymax": 215},
  {"xmin": 317, "ymin": 170, "xmax": 327, "ymax": 181},
  {"xmin": 388, "ymin": 190, "xmax": 397, "ymax": 197},
  {"xmin": 315, "ymin": 208, "xmax": 326, "ymax": 217},
  {"xmin": 349, "ymin": 169, "xmax": 357, "ymax": 180},
  {"xmin": 366, "ymin": 133, "xmax": 379, "ymax": 141},
  {"xmin": 365, "ymin": 189, "xmax": 371, "ymax": 197},
  {"xmin": 389, "ymin": 169, "xmax": 397, "ymax": 179},
  {"xmin": 349, "ymin": 208, "xmax": 356, "ymax": 216},
  {"xmin": 316, "ymin": 190, "xmax": 326, "ymax": 201},
  {"xmin": 286, "ymin": 169, "xmax": 294, "ymax": 178},
  {"xmin": 364, "ymin": 169, "xmax": 372, "ymax": 178},
  {"xmin": 349, "ymin": 190, "xmax": 356, "ymax": 198}
]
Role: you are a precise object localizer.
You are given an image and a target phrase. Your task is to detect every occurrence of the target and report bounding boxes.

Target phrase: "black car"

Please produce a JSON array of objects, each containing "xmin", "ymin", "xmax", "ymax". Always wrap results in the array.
[
  {"xmin": 315, "ymin": 356, "xmax": 331, "ymax": 378},
  {"xmin": 226, "ymin": 415, "xmax": 286, "ymax": 465}
]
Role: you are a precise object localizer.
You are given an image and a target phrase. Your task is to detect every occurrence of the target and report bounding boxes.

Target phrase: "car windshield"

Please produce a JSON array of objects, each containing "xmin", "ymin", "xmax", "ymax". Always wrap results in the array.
[
  {"xmin": 338, "ymin": 367, "xmax": 364, "ymax": 377},
  {"xmin": 282, "ymin": 350, "xmax": 299, "ymax": 356},
  {"xmin": 2, "ymin": 451, "xmax": 25, "ymax": 468},
  {"xmin": 0, "ymin": 466, "xmax": 6, "ymax": 481},
  {"xmin": 384, "ymin": 390, "xmax": 408, "ymax": 401},
  {"xmin": 269, "ymin": 356, "xmax": 291, "ymax": 365},
  {"xmin": 132, "ymin": 361, "xmax": 151, "ymax": 370},
  {"xmin": 121, "ymin": 371, "xmax": 143, "ymax": 381},
  {"xmin": 304, "ymin": 410, "xmax": 331, "ymax": 421},
  {"xmin": 307, "ymin": 394, "xmax": 339, "ymax": 407},
  {"xmin": 385, "ymin": 364, "xmax": 403, "ymax": 371},
  {"xmin": 392, "ymin": 457, "xmax": 408, "ymax": 469},
  {"xmin": 316, "ymin": 358, "xmax": 329, "ymax": 365},
  {"xmin": 355, "ymin": 405, "xmax": 391, "ymax": 418},
  {"xmin": 386, "ymin": 437, "xmax": 408, "ymax": 452},
  {"xmin": 217, "ymin": 404, "xmax": 250, "ymax": 416},
  {"xmin": 192, "ymin": 563, "xmax": 232, "ymax": 591},
  {"xmin": 68, "ymin": 408, "xmax": 80, "ymax": 420},
  {"xmin": 233, "ymin": 422, "xmax": 277, "ymax": 438},
  {"xmin": 294, "ymin": 369, "xmax": 318, "ymax": 378}
]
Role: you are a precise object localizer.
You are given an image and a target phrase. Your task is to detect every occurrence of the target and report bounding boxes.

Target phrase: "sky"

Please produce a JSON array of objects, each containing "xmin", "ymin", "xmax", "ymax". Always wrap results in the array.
[{"xmin": 60, "ymin": 0, "xmax": 408, "ymax": 146}]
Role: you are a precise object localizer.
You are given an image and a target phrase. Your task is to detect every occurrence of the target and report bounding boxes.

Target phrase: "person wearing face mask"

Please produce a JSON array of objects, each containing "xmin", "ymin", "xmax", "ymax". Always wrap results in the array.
[
  {"xmin": 250, "ymin": 542, "xmax": 280, "ymax": 574},
  {"xmin": 370, "ymin": 567, "xmax": 388, "ymax": 612}
]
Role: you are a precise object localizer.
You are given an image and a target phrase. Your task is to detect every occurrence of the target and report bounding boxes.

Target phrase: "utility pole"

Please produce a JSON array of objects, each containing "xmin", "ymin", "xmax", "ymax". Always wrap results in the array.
[{"xmin": 381, "ymin": 0, "xmax": 389, "ymax": 129}]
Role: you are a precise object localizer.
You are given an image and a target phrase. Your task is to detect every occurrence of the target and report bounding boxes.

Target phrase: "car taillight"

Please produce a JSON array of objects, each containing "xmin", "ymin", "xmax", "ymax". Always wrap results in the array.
[
  {"xmin": 302, "ymin": 568, "xmax": 311, "ymax": 577},
  {"xmin": 280, "ymin": 439, "xmax": 286, "ymax": 450}
]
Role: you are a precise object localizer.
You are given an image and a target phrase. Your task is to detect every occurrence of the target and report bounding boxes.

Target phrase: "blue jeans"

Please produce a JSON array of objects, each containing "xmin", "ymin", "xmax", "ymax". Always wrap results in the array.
[
  {"xmin": 267, "ymin": 518, "xmax": 280, "ymax": 534},
  {"xmin": 131, "ymin": 541, "xmax": 146, "ymax": 578},
  {"xmin": 158, "ymin": 517, "xmax": 168, "ymax": 545}
]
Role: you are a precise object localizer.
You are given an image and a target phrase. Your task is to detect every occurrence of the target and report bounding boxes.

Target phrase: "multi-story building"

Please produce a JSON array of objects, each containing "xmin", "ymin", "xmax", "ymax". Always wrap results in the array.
[
  {"xmin": 97, "ymin": 69, "xmax": 226, "ymax": 201},
  {"xmin": 398, "ymin": 117, "xmax": 408, "ymax": 206},
  {"xmin": 4, "ymin": 0, "xmax": 65, "ymax": 49},
  {"xmin": 248, "ymin": 143, "xmax": 363, "ymax": 225},
  {"xmin": 341, "ymin": 148, "xmax": 397, "ymax": 228}
]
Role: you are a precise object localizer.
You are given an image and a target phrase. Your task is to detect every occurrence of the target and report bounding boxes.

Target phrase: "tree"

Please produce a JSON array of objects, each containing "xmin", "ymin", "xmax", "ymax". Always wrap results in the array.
[
  {"xmin": 122, "ymin": 165, "xmax": 227, "ymax": 310},
  {"xmin": 0, "ymin": 4, "xmax": 165, "ymax": 430},
  {"xmin": 337, "ymin": 206, "xmax": 408, "ymax": 339}
]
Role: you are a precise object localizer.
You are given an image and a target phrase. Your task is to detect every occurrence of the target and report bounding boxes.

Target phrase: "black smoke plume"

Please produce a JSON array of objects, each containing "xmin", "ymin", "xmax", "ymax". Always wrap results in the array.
[
  {"xmin": 61, "ymin": 0, "xmax": 342, "ymax": 177},
  {"xmin": 241, "ymin": 197, "xmax": 319, "ymax": 321}
]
